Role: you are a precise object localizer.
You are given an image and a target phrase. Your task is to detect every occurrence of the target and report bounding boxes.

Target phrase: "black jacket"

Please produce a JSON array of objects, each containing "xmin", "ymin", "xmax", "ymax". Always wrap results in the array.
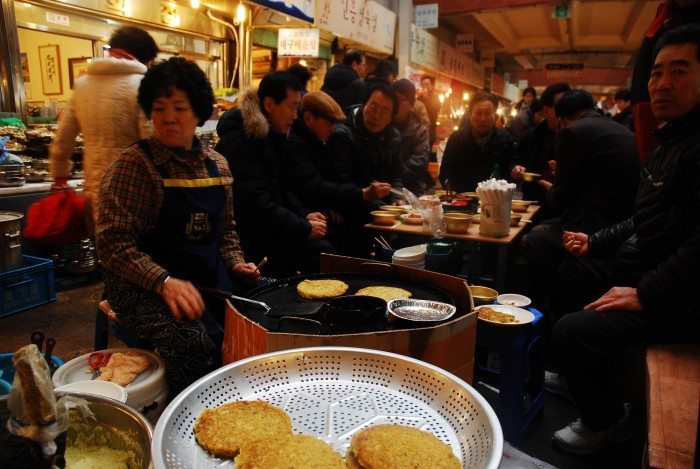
[
  {"xmin": 321, "ymin": 64, "xmax": 366, "ymax": 114},
  {"xmin": 215, "ymin": 91, "xmax": 311, "ymax": 259},
  {"xmin": 282, "ymin": 118, "xmax": 363, "ymax": 211},
  {"xmin": 439, "ymin": 125, "xmax": 517, "ymax": 193},
  {"xmin": 326, "ymin": 106, "xmax": 403, "ymax": 195},
  {"xmin": 548, "ymin": 110, "xmax": 639, "ymax": 233},
  {"xmin": 612, "ymin": 107, "xmax": 634, "ymax": 133},
  {"xmin": 395, "ymin": 110, "xmax": 431, "ymax": 196},
  {"xmin": 589, "ymin": 106, "xmax": 700, "ymax": 314},
  {"xmin": 511, "ymin": 119, "xmax": 557, "ymax": 205}
]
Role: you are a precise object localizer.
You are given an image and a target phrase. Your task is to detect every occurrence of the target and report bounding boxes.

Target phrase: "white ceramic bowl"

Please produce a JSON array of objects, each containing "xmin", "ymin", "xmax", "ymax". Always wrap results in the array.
[
  {"xmin": 393, "ymin": 244, "xmax": 427, "ymax": 260},
  {"xmin": 496, "ymin": 293, "xmax": 532, "ymax": 308},
  {"xmin": 55, "ymin": 380, "xmax": 128, "ymax": 403}
]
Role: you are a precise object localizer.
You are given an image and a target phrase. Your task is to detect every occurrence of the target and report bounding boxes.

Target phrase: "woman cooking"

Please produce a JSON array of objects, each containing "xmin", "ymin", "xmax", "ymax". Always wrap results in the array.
[{"xmin": 96, "ymin": 57, "xmax": 259, "ymax": 394}]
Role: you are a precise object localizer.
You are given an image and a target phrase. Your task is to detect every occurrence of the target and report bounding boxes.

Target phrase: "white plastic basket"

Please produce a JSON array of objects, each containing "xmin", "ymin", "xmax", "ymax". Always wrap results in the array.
[{"xmin": 152, "ymin": 346, "xmax": 503, "ymax": 468}]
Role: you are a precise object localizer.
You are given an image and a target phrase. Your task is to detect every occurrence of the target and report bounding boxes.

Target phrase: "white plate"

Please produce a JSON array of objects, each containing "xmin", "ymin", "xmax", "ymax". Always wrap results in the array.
[
  {"xmin": 55, "ymin": 380, "xmax": 128, "ymax": 403},
  {"xmin": 475, "ymin": 304, "xmax": 535, "ymax": 326},
  {"xmin": 496, "ymin": 294, "xmax": 532, "ymax": 308},
  {"xmin": 393, "ymin": 244, "xmax": 427, "ymax": 259}
]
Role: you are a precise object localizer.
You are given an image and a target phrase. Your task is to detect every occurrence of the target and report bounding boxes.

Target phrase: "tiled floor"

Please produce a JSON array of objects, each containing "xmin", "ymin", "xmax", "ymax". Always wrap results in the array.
[{"xmin": 0, "ymin": 282, "xmax": 645, "ymax": 468}]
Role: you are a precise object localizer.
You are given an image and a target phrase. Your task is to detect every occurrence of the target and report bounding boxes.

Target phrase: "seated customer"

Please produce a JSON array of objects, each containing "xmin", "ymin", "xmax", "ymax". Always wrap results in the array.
[
  {"xmin": 215, "ymin": 72, "xmax": 335, "ymax": 275},
  {"xmin": 392, "ymin": 79, "xmax": 431, "ymax": 196},
  {"xmin": 282, "ymin": 90, "xmax": 391, "ymax": 217},
  {"xmin": 439, "ymin": 92, "xmax": 517, "ymax": 193},
  {"xmin": 549, "ymin": 24, "xmax": 700, "ymax": 454},
  {"xmin": 325, "ymin": 81, "xmax": 402, "ymax": 255},
  {"xmin": 96, "ymin": 58, "xmax": 259, "ymax": 395}
]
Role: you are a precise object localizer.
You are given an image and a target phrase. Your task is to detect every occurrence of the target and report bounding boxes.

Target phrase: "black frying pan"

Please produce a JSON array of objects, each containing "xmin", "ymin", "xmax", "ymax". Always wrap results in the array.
[{"xmin": 232, "ymin": 271, "xmax": 456, "ymax": 334}]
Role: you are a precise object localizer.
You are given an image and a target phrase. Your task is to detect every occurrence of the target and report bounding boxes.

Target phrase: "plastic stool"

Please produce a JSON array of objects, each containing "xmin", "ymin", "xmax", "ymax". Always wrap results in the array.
[{"xmin": 475, "ymin": 306, "xmax": 545, "ymax": 444}]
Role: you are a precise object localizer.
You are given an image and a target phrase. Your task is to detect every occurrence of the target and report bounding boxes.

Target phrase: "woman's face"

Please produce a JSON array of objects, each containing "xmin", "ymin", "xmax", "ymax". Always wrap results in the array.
[{"xmin": 151, "ymin": 88, "xmax": 199, "ymax": 149}]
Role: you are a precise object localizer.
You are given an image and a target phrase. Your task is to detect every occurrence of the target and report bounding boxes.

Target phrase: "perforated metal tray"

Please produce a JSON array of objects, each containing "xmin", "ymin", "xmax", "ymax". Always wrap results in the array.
[{"xmin": 152, "ymin": 347, "xmax": 503, "ymax": 468}]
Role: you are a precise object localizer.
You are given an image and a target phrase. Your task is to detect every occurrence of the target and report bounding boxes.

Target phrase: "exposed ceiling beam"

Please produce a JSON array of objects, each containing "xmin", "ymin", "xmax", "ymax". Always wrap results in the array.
[
  {"xmin": 413, "ymin": 0, "xmax": 559, "ymax": 16},
  {"xmin": 472, "ymin": 12, "xmax": 520, "ymax": 52},
  {"xmin": 514, "ymin": 54, "xmax": 537, "ymax": 69},
  {"xmin": 623, "ymin": 2, "xmax": 658, "ymax": 50}
]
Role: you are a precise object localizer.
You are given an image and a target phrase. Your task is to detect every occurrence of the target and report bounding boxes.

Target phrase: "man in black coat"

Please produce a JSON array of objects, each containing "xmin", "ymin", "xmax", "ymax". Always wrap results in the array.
[
  {"xmin": 612, "ymin": 89, "xmax": 634, "ymax": 132},
  {"xmin": 439, "ymin": 92, "xmax": 517, "ymax": 193},
  {"xmin": 548, "ymin": 24, "xmax": 700, "ymax": 455},
  {"xmin": 282, "ymin": 91, "xmax": 391, "ymax": 218},
  {"xmin": 321, "ymin": 49, "xmax": 367, "ymax": 114},
  {"xmin": 215, "ymin": 72, "xmax": 334, "ymax": 275}
]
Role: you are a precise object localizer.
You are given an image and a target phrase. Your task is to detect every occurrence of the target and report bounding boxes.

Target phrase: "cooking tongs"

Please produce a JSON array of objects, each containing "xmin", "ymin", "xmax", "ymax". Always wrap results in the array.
[{"xmin": 199, "ymin": 287, "xmax": 272, "ymax": 313}]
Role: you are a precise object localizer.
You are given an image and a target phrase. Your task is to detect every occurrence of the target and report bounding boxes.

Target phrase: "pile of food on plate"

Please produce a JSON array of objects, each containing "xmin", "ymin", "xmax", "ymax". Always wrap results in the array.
[{"xmin": 477, "ymin": 306, "xmax": 520, "ymax": 324}]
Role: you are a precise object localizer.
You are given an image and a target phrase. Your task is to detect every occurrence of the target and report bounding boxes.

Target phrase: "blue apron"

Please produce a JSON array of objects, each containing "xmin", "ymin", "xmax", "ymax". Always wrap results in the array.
[{"xmin": 137, "ymin": 140, "xmax": 230, "ymax": 291}]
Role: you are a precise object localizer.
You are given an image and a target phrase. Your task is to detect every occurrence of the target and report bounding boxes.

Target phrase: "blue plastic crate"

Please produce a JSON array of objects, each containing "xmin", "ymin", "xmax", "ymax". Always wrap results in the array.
[
  {"xmin": 0, "ymin": 256, "xmax": 56, "ymax": 318},
  {"xmin": 0, "ymin": 353, "xmax": 64, "ymax": 396}
]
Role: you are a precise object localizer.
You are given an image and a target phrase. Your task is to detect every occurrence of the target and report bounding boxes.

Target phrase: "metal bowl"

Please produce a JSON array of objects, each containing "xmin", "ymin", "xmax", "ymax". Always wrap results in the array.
[
  {"xmin": 387, "ymin": 298, "xmax": 457, "ymax": 322},
  {"xmin": 469, "ymin": 285, "xmax": 498, "ymax": 306},
  {"xmin": 521, "ymin": 172, "xmax": 541, "ymax": 182},
  {"xmin": 0, "ymin": 393, "xmax": 152, "ymax": 468}
]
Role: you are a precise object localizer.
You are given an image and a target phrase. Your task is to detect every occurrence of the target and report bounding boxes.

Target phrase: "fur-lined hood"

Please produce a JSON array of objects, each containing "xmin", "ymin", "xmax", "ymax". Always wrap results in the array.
[{"xmin": 216, "ymin": 89, "xmax": 269, "ymax": 141}]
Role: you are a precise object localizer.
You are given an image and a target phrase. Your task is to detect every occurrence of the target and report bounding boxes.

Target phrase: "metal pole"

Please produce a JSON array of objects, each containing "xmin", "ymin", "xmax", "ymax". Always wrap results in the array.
[{"xmin": 0, "ymin": 0, "xmax": 26, "ymax": 121}]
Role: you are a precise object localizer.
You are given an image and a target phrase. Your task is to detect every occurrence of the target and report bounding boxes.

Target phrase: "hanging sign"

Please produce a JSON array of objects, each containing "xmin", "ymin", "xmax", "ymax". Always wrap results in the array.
[
  {"xmin": 315, "ymin": 0, "xmax": 396, "ymax": 54},
  {"xmin": 455, "ymin": 34, "xmax": 474, "ymax": 53},
  {"xmin": 278, "ymin": 28, "xmax": 320, "ymax": 57},
  {"xmin": 251, "ymin": 0, "xmax": 315, "ymax": 23},
  {"xmin": 415, "ymin": 3, "xmax": 438, "ymax": 29},
  {"xmin": 410, "ymin": 24, "xmax": 438, "ymax": 70}
]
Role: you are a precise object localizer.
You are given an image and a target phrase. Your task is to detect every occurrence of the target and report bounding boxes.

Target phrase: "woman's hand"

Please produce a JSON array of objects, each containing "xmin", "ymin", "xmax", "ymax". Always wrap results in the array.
[
  {"xmin": 511, "ymin": 165, "xmax": 526, "ymax": 180},
  {"xmin": 562, "ymin": 230, "xmax": 589, "ymax": 256},
  {"xmin": 232, "ymin": 262, "xmax": 260, "ymax": 281},
  {"xmin": 585, "ymin": 287, "xmax": 643, "ymax": 312},
  {"xmin": 362, "ymin": 181, "xmax": 391, "ymax": 201},
  {"xmin": 159, "ymin": 277, "xmax": 205, "ymax": 320}
]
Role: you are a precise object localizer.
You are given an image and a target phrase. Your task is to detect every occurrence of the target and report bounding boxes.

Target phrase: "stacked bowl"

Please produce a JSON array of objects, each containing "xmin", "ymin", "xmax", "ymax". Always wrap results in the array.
[{"xmin": 392, "ymin": 244, "xmax": 426, "ymax": 269}]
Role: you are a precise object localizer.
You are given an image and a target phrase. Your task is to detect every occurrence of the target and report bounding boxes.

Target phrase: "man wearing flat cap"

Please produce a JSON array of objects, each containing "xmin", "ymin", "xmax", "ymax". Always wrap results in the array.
[
  {"xmin": 282, "ymin": 90, "xmax": 391, "ymax": 228},
  {"xmin": 392, "ymin": 79, "xmax": 431, "ymax": 196}
]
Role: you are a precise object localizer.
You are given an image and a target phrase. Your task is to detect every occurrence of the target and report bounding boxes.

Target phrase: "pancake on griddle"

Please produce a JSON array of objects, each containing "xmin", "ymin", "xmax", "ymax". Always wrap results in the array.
[
  {"xmin": 355, "ymin": 286, "xmax": 412, "ymax": 302},
  {"xmin": 193, "ymin": 400, "xmax": 292, "ymax": 458},
  {"xmin": 297, "ymin": 279, "xmax": 349, "ymax": 299},
  {"xmin": 347, "ymin": 424, "xmax": 460, "ymax": 468},
  {"xmin": 235, "ymin": 434, "xmax": 345, "ymax": 469}
]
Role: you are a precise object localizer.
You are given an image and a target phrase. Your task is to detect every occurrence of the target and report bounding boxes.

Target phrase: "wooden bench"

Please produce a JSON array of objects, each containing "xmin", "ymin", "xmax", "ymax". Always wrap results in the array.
[{"xmin": 646, "ymin": 344, "xmax": 700, "ymax": 468}]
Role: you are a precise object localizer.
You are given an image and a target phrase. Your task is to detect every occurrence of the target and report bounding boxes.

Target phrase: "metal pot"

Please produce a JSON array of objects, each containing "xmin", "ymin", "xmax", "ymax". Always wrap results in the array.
[
  {"xmin": 0, "ymin": 164, "xmax": 26, "ymax": 187},
  {"xmin": 0, "ymin": 212, "xmax": 23, "ymax": 272}
]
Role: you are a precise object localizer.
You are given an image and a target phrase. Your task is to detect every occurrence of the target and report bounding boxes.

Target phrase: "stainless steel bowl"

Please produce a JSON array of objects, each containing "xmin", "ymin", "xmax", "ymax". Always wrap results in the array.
[{"xmin": 1, "ymin": 393, "xmax": 153, "ymax": 468}]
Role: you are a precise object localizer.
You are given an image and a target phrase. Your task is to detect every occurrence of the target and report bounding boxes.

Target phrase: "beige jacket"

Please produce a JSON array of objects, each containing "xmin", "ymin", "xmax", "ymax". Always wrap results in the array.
[{"xmin": 50, "ymin": 57, "xmax": 152, "ymax": 221}]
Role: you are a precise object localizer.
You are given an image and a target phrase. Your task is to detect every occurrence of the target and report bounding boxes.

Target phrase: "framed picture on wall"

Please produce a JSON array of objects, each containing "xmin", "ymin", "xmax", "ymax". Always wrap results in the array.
[
  {"xmin": 68, "ymin": 57, "xmax": 91, "ymax": 89},
  {"xmin": 20, "ymin": 52, "xmax": 31, "ymax": 100},
  {"xmin": 38, "ymin": 44, "xmax": 62, "ymax": 95}
]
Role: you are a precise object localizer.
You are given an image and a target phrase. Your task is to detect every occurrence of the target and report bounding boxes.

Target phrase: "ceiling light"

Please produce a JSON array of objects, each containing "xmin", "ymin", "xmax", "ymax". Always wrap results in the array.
[{"xmin": 236, "ymin": 2, "xmax": 246, "ymax": 23}]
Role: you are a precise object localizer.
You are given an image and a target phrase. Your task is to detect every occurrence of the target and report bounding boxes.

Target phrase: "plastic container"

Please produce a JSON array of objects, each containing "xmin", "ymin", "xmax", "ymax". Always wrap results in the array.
[
  {"xmin": 52, "ymin": 348, "xmax": 168, "ymax": 423},
  {"xmin": 0, "ymin": 255, "xmax": 56, "ymax": 318},
  {"xmin": 0, "ymin": 352, "xmax": 64, "ymax": 396},
  {"xmin": 55, "ymin": 380, "xmax": 128, "ymax": 403}
]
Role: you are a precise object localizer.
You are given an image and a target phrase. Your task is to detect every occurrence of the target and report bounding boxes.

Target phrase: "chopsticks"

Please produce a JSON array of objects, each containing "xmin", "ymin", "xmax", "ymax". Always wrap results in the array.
[
  {"xmin": 254, "ymin": 256, "xmax": 269, "ymax": 274},
  {"xmin": 374, "ymin": 236, "xmax": 392, "ymax": 250}
]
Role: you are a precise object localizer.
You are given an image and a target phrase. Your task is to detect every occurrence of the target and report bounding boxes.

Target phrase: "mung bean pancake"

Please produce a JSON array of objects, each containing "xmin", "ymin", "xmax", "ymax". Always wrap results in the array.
[
  {"xmin": 235, "ymin": 434, "xmax": 345, "ymax": 469},
  {"xmin": 355, "ymin": 286, "xmax": 412, "ymax": 302},
  {"xmin": 297, "ymin": 279, "xmax": 349, "ymax": 299},
  {"xmin": 477, "ymin": 306, "xmax": 519, "ymax": 324},
  {"xmin": 193, "ymin": 400, "xmax": 292, "ymax": 458},
  {"xmin": 347, "ymin": 424, "xmax": 460, "ymax": 468}
]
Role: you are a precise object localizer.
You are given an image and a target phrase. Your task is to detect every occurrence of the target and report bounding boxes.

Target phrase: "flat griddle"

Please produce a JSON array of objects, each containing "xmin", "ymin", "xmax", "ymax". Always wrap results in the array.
[{"xmin": 234, "ymin": 272, "xmax": 458, "ymax": 335}]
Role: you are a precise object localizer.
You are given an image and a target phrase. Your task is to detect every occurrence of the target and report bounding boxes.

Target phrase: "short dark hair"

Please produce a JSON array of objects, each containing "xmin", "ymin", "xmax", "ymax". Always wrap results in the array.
[
  {"xmin": 614, "ymin": 89, "xmax": 632, "ymax": 102},
  {"xmin": 342, "ymin": 49, "xmax": 365, "ymax": 66},
  {"xmin": 287, "ymin": 63, "xmax": 311, "ymax": 88},
  {"xmin": 469, "ymin": 91, "xmax": 498, "ymax": 114},
  {"xmin": 362, "ymin": 81, "xmax": 399, "ymax": 117},
  {"xmin": 540, "ymin": 82, "xmax": 572, "ymax": 108},
  {"xmin": 109, "ymin": 26, "xmax": 158, "ymax": 64},
  {"xmin": 420, "ymin": 75, "xmax": 435, "ymax": 85},
  {"xmin": 554, "ymin": 89, "xmax": 596, "ymax": 119},
  {"xmin": 368, "ymin": 59, "xmax": 397, "ymax": 81},
  {"xmin": 257, "ymin": 71, "xmax": 302, "ymax": 105},
  {"xmin": 529, "ymin": 98, "xmax": 543, "ymax": 114},
  {"xmin": 523, "ymin": 86, "xmax": 537, "ymax": 98},
  {"xmin": 138, "ymin": 57, "xmax": 214, "ymax": 126},
  {"xmin": 652, "ymin": 23, "xmax": 700, "ymax": 63}
]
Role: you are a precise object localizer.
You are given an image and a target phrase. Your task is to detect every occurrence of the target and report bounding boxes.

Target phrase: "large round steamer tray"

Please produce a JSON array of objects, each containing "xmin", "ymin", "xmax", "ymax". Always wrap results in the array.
[{"xmin": 153, "ymin": 347, "xmax": 503, "ymax": 468}]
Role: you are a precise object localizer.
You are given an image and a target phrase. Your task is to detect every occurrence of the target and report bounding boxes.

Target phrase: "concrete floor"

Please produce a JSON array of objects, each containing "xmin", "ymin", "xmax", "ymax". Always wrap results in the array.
[{"xmin": 0, "ymin": 282, "xmax": 644, "ymax": 468}]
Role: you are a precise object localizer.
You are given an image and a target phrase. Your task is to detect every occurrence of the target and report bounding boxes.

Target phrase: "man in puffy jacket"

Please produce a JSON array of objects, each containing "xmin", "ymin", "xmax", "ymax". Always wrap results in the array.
[
  {"xmin": 548, "ymin": 24, "xmax": 700, "ymax": 455},
  {"xmin": 321, "ymin": 49, "xmax": 367, "ymax": 114},
  {"xmin": 215, "ymin": 72, "xmax": 334, "ymax": 275},
  {"xmin": 50, "ymin": 26, "xmax": 158, "ymax": 233}
]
